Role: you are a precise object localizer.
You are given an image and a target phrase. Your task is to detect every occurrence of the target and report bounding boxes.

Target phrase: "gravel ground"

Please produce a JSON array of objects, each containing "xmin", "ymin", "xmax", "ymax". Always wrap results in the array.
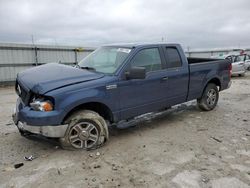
[{"xmin": 0, "ymin": 73, "xmax": 250, "ymax": 188}]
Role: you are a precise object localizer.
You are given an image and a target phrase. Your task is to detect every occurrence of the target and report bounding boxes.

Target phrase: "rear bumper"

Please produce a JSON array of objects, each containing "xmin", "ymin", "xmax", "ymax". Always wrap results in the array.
[
  {"xmin": 232, "ymin": 68, "xmax": 246, "ymax": 75},
  {"xmin": 232, "ymin": 70, "xmax": 245, "ymax": 75},
  {"xmin": 227, "ymin": 80, "xmax": 232, "ymax": 89}
]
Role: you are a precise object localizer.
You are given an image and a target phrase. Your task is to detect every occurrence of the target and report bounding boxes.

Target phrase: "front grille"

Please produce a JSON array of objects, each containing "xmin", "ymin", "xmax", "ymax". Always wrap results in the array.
[{"xmin": 15, "ymin": 81, "xmax": 29, "ymax": 105}]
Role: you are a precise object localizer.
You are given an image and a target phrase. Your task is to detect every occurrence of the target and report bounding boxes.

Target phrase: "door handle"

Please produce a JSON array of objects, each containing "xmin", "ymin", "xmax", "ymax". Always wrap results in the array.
[{"xmin": 162, "ymin": 77, "xmax": 168, "ymax": 81}]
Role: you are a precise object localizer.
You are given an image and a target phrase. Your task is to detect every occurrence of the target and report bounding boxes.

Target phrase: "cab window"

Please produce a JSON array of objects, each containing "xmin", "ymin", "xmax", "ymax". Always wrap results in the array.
[
  {"xmin": 131, "ymin": 48, "xmax": 162, "ymax": 72},
  {"xmin": 165, "ymin": 47, "xmax": 182, "ymax": 68}
]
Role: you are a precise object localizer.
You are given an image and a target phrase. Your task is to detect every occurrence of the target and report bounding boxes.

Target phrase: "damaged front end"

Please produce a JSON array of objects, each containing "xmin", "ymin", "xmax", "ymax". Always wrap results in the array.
[{"xmin": 12, "ymin": 80, "xmax": 68, "ymax": 138}]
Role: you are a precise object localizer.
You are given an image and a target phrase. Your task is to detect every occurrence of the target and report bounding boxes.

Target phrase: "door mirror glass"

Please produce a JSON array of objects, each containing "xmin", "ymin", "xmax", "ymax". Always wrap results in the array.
[{"xmin": 126, "ymin": 67, "xmax": 146, "ymax": 80}]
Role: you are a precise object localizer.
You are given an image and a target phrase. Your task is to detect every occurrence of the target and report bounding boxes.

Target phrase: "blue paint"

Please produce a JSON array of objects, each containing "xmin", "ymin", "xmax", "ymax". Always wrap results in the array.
[{"xmin": 14, "ymin": 43, "xmax": 231, "ymax": 126}]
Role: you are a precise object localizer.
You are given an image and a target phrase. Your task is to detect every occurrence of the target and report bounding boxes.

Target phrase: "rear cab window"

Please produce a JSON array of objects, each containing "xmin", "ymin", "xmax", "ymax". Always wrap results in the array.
[{"xmin": 163, "ymin": 47, "xmax": 182, "ymax": 68}]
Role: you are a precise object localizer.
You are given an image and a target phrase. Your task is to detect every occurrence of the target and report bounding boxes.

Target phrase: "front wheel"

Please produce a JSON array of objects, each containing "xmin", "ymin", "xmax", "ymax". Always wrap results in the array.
[
  {"xmin": 59, "ymin": 110, "xmax": 109, "ymax": 150},
  {"xmin": 197, "ymin": 83, "xmax": 219, "ymax": 111}
]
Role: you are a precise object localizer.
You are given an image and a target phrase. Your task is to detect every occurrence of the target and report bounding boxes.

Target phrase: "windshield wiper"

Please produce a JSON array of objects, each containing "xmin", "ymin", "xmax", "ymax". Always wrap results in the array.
[
  {"xmin": 74, "ymin": 64, "xmax": 96, "ymax": 71},
  {"xmin": 80, "ymin": 66, "xmax": 96, "ymax": 71},
  {"xmin": 74, "ymin": 64, "xmax": 81, "ymax": 68}
]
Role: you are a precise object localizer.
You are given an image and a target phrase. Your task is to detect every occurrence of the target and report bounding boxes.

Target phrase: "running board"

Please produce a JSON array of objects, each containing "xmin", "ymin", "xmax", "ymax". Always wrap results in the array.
[
  {"xmin": 114, "ymin": 108, "xmax": 171, "ymax": 129},
  {"xmin": 113, "ymin": 101, "xmax": 196, "ymax": 129}
]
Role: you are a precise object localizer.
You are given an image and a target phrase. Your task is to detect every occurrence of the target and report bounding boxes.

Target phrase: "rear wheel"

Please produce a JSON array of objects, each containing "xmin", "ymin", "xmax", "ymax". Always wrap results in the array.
[
  {"xmin": 59, "ymin": 110, "xmax": 109, "ymax": 150},
  {"xmin": 197, "ymin": 83, "xmax": 219, "ymax": 111}
]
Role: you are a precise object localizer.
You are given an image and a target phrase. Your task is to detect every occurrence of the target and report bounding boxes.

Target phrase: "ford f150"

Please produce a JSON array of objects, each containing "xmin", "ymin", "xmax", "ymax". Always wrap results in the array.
[{"xmin": 13, "ymin": 43, "xmax": 232, "ymax": 150}]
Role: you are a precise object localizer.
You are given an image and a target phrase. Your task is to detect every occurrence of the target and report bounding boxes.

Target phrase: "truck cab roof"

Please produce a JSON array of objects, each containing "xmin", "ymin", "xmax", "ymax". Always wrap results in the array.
[{"xmin": 104, "ymin": 43, "xmax": 180, "ymax": 49}]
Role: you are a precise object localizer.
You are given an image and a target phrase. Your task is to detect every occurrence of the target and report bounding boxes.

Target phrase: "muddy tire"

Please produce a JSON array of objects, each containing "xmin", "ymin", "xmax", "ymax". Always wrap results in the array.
[
  {"xmin": 59, "ymin": 110, "xmax": 109, "ymax": 150},
  {"xmin": 197, "ymin": 83, "xmax": 219, "ymax": 111}
]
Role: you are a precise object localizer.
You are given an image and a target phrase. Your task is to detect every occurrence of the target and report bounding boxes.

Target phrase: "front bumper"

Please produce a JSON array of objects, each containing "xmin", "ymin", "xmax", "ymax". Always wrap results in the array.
[
  {"xmin": 16, "ymin": 121, "xmax": 68, "ymax": 138},
  {"xmin": 13, "ymin": 97, "xmax": 68, "ymax": 138}
]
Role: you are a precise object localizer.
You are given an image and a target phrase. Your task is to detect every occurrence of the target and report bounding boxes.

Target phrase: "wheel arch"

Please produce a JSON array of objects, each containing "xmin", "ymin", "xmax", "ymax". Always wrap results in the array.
[
  {"xmin": 199, "ymin": 77, "xmax": 221, "ymax": 99},
  {"xmin": 62, "ymin": 102, "xmax": 114, "ymax": 124},
  {"xmin": 206, "ymin": 77, "xmax": 221, "ymax": 91},
  {"xmin": 197, "ymin": 78, "xmax": 220, "ymax": 111}
]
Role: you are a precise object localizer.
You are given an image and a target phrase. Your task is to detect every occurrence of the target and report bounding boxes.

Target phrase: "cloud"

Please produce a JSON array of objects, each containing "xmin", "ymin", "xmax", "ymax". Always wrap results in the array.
[{"xmin": 0, "ymin": 0, "xmax": 249, "ymax": 49}]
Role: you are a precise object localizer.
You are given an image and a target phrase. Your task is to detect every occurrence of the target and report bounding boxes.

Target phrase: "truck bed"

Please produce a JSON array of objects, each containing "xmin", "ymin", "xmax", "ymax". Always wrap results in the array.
[
  {"xmin": 187, "ymin": 57, "xmax": 221, "ymax": 64},
  {"xmin": 187, "ymin": 58, "xmax": 230, "ymax": 101}
]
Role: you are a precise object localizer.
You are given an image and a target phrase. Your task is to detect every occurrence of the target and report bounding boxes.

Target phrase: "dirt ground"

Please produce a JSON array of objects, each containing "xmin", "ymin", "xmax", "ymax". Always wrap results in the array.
[{"xmin": 0, "ymin": 73, "xmax": 250, "ymax": 188}]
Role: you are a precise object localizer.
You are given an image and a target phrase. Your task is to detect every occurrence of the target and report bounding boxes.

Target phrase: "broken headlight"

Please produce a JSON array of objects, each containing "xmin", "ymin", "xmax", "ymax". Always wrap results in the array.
[{"xmin": 30, "ymin": 97, "xmax": 54, "ymax": 112}]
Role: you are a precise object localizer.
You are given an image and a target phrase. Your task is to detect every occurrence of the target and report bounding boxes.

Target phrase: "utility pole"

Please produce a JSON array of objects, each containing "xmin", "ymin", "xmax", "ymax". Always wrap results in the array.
[
  {"xmin": 31, "ymin": 35, "xmax": 34, "ymax": 45},
  {"xmin": 187, "ymin": 46, "xmax": 191, "ymax": 57},
  {"xmin": 31, "ymin": 35, "xmax": 38, "ymax": 66},
  {"xmin": 161, "ymin": 37, "xmax": 166, "ymax": 42}
]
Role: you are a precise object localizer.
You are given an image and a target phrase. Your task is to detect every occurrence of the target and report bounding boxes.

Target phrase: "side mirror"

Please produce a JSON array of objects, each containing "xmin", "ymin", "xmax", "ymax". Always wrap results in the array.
[{"xmin": 126, "ymin": 66, "xmax": 146, "ymax": 80}]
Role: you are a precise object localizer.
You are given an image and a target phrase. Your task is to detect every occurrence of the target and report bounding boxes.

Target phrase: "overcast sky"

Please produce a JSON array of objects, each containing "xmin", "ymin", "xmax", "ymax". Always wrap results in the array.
[{"xmin": 0, "ymin": 0, "xmax": 249, "ymax": 49}]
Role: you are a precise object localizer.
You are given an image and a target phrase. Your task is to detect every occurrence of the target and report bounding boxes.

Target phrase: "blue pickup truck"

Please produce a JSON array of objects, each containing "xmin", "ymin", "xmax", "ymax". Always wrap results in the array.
[{"xmin": 13, "ymin": 43, "xmax": 232, "ymax": 150}]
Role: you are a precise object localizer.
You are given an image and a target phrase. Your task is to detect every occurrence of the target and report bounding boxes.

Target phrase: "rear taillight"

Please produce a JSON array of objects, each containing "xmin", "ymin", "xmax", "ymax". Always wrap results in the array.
[{"xmin": 229, "ymin": 63, "xmax": 232, "ymax": 78}]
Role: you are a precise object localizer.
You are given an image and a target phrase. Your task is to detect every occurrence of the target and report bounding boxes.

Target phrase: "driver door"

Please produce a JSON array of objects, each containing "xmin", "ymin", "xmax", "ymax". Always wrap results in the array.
[{"xmin": 118, "ymin": 47, "xmax": 168, "ymax": 120}]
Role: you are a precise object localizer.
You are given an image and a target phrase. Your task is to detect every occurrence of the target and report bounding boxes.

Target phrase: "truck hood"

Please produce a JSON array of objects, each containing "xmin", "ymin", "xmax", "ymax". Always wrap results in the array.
[{"xmin": 17, "ymin": 63, "xmax": 104, "ymax": 94}]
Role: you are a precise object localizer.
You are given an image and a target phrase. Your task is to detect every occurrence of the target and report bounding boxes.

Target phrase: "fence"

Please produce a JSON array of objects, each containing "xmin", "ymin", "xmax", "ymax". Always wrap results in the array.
[
  {"xmin": 186, "ymin": 48, "xmax": 250, "ymax": 58},
  {"xmin": 1, "ymin": 43, "xmax": 250, "ymax": 83},
  {"xmin": 0, "ymin": 43, "xmax": 94, "ymax": 83}
]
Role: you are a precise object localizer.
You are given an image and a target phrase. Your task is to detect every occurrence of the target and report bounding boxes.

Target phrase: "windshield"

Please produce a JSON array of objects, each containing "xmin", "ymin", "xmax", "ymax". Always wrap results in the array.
[{"xmin": 78, "ymin": 46, "xmax": 131, "ymax": 74}]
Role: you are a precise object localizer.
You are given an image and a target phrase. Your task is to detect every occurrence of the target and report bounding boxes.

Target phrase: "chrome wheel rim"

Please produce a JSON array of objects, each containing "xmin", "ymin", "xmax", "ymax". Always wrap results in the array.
[
  {"xmin": 69, "ymin": 122, "xmax": 99, "ymax": 149},
  {"xmin": 207, "ymin": 89, "xmax": 217, "ymax": 106}
]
